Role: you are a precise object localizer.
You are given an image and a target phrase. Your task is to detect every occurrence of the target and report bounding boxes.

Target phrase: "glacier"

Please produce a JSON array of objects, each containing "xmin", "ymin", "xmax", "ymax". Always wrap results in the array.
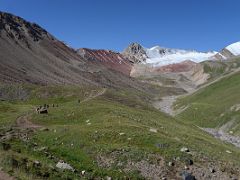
[{"xmin": 144, "ymin": 46, "xmax": 217, "ymax": 66}]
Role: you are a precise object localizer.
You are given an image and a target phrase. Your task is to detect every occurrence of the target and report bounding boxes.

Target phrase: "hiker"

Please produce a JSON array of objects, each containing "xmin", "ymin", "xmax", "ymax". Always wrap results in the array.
[{"xmin": 36, "ymin": 107, "xmax": 40, "ymax": 114}]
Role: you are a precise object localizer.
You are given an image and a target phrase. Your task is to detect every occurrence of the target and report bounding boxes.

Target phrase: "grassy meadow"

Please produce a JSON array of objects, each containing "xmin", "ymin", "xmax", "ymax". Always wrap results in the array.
[{"xmin": 0, "ymin": 84, "xmax": 239, "ymax": 179}]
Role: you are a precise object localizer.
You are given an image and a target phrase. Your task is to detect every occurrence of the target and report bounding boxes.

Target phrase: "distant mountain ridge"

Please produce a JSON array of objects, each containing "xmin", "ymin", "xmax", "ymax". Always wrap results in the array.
[
  {"xmin": 144, "ymin": 46, "xmax": 217, "ymax": 66},
  {"xmin": 0, "ymin": 10, "xmax": 240, "ymax": 85},
  {"xmin": 122, "ymin": 42, "xmax": 240, "ymax": 67}
]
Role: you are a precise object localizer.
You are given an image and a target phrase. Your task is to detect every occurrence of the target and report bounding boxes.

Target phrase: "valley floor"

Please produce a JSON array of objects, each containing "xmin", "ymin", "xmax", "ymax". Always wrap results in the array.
[{"xmin": 0, "ymin": 84, "xmax": 239, "ymax": 179}]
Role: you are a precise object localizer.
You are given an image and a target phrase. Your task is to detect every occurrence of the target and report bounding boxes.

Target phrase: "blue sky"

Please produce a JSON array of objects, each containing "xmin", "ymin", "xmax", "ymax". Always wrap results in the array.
[{"xmin": 0, "ymin": 0, "xmax": 240, "ymax": 51}]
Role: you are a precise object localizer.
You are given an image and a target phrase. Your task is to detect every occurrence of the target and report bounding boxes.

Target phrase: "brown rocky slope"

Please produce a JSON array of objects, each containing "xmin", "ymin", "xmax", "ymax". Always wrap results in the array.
[
  {"xmin": 0, "ymin": 11, "xmax": 157, "ymax": 94},
  {"xmin": 77, "ymin": 48, "xmax": 133, "ymax": 76}
]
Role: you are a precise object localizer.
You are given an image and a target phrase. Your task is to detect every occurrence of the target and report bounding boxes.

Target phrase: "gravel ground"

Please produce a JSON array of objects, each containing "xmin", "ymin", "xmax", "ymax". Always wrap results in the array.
[
  {"xmin": 0, "ymin": 170, "xmax": 14, "ymax": 180},
  {"xmin": 202, "ymin": 128, "xmax": 240, "ymax": 148}
]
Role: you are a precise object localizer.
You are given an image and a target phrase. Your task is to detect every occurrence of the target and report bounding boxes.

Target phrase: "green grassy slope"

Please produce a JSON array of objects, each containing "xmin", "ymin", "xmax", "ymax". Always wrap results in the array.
[
  {"xmin": 201, "ymin": 57, "xmax": 240, "ymax": 81},
  {"xmin": 175, "ymin": 70, "xmax": 240, "ymax": 135},
  {"xmin": 0, "ymin": 84, "xmax": 240, "ymax": 179}
]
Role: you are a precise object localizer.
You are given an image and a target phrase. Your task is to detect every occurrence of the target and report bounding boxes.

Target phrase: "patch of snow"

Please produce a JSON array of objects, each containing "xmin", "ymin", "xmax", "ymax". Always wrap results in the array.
[
  {"xmin": 218, "ymin": 52, "xmax": 227, "ymax": 60},
  {"xmin": 225, "ymin": 42, "xmax": 240, "ymax": 56}
]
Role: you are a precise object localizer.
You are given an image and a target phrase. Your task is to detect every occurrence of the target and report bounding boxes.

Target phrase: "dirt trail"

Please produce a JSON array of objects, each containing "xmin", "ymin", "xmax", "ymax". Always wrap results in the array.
[
  {"xmin": 15, "ymin": 114, "xmax": 42, "ymax": 129},
  {"xmin": 0, "ymin": 170, "xmax": 15, "ymax": 180},
  {"xmin": 0, "ymin": 114, "xmax": 42, "ymax": 142},
  {"xmin": 0, "ymin": 88, "xmax": 107, "ymax": 179},
  {"xmin": 14, "ymin": 88, "xmax": 106, "ymax": 129},
  {"xmin": 81, "ymin": 88, "xmax": 106, "ymax": 103},
  {"xmin": 0, "ymin": 116, "xmax": 40, "ymax": 179}
]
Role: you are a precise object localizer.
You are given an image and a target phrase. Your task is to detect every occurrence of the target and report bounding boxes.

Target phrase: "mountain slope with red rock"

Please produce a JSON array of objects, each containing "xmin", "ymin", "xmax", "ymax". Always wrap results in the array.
[
  {"xmin": 0, "ymin": 11, "xmax": 156, "ymax": 93},
  {"xmin": 77, "ymin": 48, "xmax": 133, "ymax": 75},
  {"xmin": 154, "ymin": 60, "xmax": 197, "ymax": 73}
]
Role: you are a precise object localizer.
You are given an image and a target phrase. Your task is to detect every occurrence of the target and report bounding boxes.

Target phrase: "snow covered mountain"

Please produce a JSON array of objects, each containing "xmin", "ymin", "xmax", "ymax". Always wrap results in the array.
[
  {"xmin": 213, "ymin": 41, "xmax": 240, "ymax": 60},
  {"xmin": 123, "ymin": 43, "xmax": 217, "ymax": 67},
  {"xmin": 145, "ymin": 46, "xmax": 217, "ymax": 66},
  {"xmin": 225, "ymin": 42, "xmax": 240, "ymax": 56}
]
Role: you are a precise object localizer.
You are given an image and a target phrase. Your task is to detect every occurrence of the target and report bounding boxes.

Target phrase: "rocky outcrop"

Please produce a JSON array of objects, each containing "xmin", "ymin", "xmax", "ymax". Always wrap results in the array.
[
  {"xmin": 122, "ymin": 43, "xmax": 147, "ymax": 63},
  {"xmin": 0, "ymin": 11, "xmax": 52, "ymax": 47},
  {"xmin": 212, "ymin": 49, "xmax": 236, "ymax": 60},
  {"xmin": 56, "ymin": 161, "xmax": 74, "ymax": 172},
  {"xmin": 131, "ymin": 60, "xmax": 209, "ymax": 93}
]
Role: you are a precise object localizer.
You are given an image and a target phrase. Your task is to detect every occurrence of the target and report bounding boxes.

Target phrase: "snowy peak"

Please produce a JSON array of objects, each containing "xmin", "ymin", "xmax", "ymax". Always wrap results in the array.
[
  {"xmin": 212, "ymin": 41, "xmax": 240, "ymax": 60},
  {"xmin": 123, "ymin": 43, "xmax": 218, "ymax": 66},
  {"xmin": 225, "ymin": 41, "xmax": 240, "ymax": 56}
]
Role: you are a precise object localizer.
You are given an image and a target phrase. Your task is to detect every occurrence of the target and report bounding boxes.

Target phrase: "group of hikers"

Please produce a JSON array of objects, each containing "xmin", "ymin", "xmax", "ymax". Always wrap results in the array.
[
  {"xmin": 35, "ymin": 104, "xmax": 58, "ymax": 114},
  {"xmin": 36, "ymin": 100, "xmax": 81, "ymax": 114}
]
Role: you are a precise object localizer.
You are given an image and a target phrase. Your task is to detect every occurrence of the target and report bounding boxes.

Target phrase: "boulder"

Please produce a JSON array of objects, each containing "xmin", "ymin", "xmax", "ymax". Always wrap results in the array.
[
  {"xmin": 149, "ymin": 128, "xmax": 158, "ymax": 133},
  {"xmin": 56, "ymin": 161, "xmax": 74, "ymax": 172},
  {"xmin": 106, "ymin": 176, "xmax": 112, "ymax": 180},
  {"xmin": 39, "ymin": 108, "xmax": 48, "ymax": 114},
  {"xmin": 33, "ymin": 160, "xmax": 41, "ymax": 168},
  {"xmin": 2, "ymin": 142, "xmax": 11, "ymax": 151},
  {"xmin": 226, "ymin": 150, "xmax": 232, "ymax": 154},
  {"xmin": 185, "ymin": 159, "xmax": 193, "ymax": 166},
  {"xmin": 168, "ymin": 162, "xmax": 174, "ymax": 166},
  {"xmin": 209, "ymin": 168, "xmax": 215, "ymax": 173},
  {"xmin": 40, "ymin": 127, "xmax": 49, "ymax": 131},
  {"xmin": 180, "ymin": 147, "xmax": 190, "ymax": 153},
  {"xmin": 181, "ymin": 171, "xmax": 196, "ymax": 180}
]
